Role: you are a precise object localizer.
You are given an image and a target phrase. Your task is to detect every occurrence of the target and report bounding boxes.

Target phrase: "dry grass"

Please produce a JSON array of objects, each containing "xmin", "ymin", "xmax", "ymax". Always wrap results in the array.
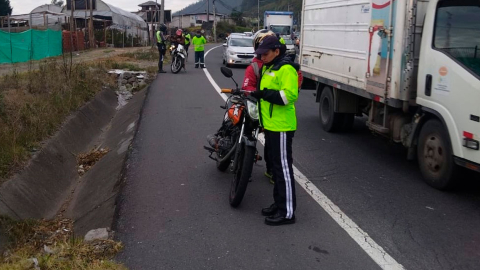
[
  {"xmin": 0, "ymin": 50, "xmax": 158, "ymax": 181},
  {"xmin": 118, "ymin": 48, "xmax": 160, "ymax": 61},
  {"xmin": 0, "ymin": 217, "xmax": 126, "ymax": 270},
  {"xmin": 0, "ymin": 57, "xmax": 118, "ymax": 181},
  {"xmin": 77, "ymin": 148, "xmax": 110, "ymax": 176}
]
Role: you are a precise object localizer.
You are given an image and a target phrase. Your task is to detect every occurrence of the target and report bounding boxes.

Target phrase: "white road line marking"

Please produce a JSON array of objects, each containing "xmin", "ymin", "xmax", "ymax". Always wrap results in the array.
[
  {"xmin": 204, "ymin": 45, "xmax": 228, "ymax": 101},
  {"xmin": 202, "ymin": 45, "xmax": 405, "ymax": 270}
]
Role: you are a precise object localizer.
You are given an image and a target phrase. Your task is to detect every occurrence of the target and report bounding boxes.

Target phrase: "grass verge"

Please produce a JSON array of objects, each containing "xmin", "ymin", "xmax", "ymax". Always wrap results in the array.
[
  {"xmin": 0, "ymin": 217, "xmax": 126, "ymax": 270},
  {"xmin": 0, "ymin": 58, "xmax": 117, "ymax": 181},
  {"xmin": 0, "ymin": 49, "xmax": 158, "ymax": 181}
]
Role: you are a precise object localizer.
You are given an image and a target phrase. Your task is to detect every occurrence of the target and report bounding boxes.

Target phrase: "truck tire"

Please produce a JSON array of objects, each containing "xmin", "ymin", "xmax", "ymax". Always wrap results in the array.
[
  {"xmin": 319, "ymin": 87, "xmax": 344, "ymax": 132},
  {"xmin": 417, "ymin": 119, "xmax": 458, "ymax": 190}
]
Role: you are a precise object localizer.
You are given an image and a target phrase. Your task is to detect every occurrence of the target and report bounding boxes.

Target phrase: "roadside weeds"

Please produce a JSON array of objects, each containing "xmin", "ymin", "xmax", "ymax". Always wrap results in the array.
[{"xmin": 0, "ymin": 217, "xmax": 126, "ymax": 270}]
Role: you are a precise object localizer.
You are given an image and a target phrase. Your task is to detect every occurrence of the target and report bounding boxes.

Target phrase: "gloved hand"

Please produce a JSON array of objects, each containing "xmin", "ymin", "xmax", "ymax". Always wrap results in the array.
[{"xmin": 250, "ymin": 89, "xmax": 264, "ymax": 99}]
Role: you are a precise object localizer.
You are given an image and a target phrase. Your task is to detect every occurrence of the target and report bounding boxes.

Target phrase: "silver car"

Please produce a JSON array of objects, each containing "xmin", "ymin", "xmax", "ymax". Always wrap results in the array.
[{"xmin": 223, "ymin": 36, "xmax": 255, "ymax": 67}]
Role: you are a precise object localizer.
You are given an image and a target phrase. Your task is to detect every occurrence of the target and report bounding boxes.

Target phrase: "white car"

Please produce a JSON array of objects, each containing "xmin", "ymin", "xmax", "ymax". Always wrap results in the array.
[
  {"xmin": 223, "ymin": 36, "xmax": 255, "ymax": 67},
  {"xmin": 283, "ymin": 38, "xmax": 296, "ymax": 55}
]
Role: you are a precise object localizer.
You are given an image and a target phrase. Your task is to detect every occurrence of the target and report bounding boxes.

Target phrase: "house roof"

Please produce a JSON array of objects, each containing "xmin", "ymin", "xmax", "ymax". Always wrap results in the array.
[
  {"xmin": 172, "ymin": 12, "xmax": 225, "ymax": 17},
  {"xmin": 138, "ymin": 1, "xmax": 161, "ymax": 7}
]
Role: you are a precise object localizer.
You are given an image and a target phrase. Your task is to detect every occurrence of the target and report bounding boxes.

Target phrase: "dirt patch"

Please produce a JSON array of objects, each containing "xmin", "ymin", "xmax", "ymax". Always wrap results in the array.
[{"xmin": 77, "ymin": 148, "xmax": 110, "ymax": 176}]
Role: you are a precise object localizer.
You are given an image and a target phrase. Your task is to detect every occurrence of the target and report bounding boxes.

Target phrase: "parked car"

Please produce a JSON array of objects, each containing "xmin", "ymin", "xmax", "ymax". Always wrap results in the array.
[
  {"xmin": 223, "ymin": 35, "xmax": 255, "ymax": 67},
  {"xmin": 284, "ymin": 38, "xmax": 296, "ymax": 55}
]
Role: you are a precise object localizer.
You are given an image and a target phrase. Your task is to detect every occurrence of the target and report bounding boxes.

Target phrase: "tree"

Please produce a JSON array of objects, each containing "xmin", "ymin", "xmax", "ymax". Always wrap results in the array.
[
  {"xmin": 51, "ymin": 0, "xmax": 64, "ymax": 7},
  {"xmin": 0, "ymin": 0, "xmax": 13, "ymax": 16},
  {"xmin": 230, "ymin": 10, "xmax": 245, "ymax": 27}
]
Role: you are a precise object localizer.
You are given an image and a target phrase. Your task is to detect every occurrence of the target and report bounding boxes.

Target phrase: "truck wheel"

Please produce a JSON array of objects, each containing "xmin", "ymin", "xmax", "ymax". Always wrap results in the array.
[
  {"xmin": 417, "ymin": 119, "xmax": 458, "ymax": 190},
  {"xmin": 319, "ymin": 87, "xmax": 344, "ymax": 132}
]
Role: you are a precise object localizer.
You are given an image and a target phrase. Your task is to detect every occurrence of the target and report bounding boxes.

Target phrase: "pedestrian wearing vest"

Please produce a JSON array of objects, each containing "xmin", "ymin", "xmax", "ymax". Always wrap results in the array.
[
  {"xmin": 243, "ymin": 30, "xmax": 303, "ymax": 185},
  {"xmin": 250, "ymin": 35, "xmax": 299, "ymax": 226},
  {"xmin": 156, "ymin": 24, "xmax": 167, "ymax": 73},
  {"xmin": 184, "ymin": 32, "xmax": 191, "ymax": 62},
  {"xmin": 192, "ymin": 30, "xmax": 206, "ymax": 68}
]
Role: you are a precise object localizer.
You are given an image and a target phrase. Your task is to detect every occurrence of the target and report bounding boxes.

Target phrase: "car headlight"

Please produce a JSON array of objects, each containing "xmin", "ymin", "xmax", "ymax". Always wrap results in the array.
[
  {"xmin": 247, "ymin": 100, "xmax": 259, "ymax": 120},
  {"xmin": 228, "ymin": 50, "xmax": 236, "ymax": 56}
]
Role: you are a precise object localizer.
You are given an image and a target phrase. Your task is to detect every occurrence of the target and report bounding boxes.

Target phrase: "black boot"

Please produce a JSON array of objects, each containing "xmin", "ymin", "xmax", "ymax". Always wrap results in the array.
[
  {"xmin": 158, "ymin": 61, "xmax": 166, "ymax": 73},
  {"xmin": 261, "ymin": 204, "xmax": 278, "ymax": 216},
  {"xmin": 265, "ymin": 213, "xmax": 295, "ymax": 226}
]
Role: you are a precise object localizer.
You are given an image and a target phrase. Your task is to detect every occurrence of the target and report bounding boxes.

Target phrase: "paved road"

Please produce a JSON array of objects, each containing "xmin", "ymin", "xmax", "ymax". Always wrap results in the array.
[{"xmin": 116, "ymin": 45, "xmax": 480, "ymax": 270}]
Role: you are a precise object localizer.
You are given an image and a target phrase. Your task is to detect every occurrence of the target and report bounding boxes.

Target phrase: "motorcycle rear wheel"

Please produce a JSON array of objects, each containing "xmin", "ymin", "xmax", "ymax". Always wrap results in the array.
[
  {"xmin": 171, "ymin": 56, "xmax": 183, "ymax": 74},
  {"xmin": 229, "ymin": 145, "xmax": 255, "ymax": 207}
]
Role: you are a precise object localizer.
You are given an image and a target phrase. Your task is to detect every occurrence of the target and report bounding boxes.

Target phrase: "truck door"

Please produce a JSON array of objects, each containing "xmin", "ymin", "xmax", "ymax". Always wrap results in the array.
[{"xmin": 417, "ymin": 0, "xmax": 480, "ymax": 165}]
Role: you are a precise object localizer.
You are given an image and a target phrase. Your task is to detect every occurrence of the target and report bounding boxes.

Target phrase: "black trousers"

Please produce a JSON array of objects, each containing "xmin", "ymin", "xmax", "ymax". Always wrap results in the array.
[
  {"xmin": 195, "ymin": 51, "xmax": 205, "ymax": 67},
  {"xmin": 157, "ymin": 43, "xmax": 166, "ymax": 71},
  {"xmin": 264, "ymin": 130, "xmax": 296, "ymax": 219}
]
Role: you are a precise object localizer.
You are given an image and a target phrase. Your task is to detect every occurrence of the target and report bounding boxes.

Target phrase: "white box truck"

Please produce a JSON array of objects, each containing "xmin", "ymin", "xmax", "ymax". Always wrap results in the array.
[
  {"xmin": 299, "ymin": 0, "xmax": 480, "ymax": 189},
  {"xmin": 264, "ymin": 11, "xmax": 294, "ymax": 37}
]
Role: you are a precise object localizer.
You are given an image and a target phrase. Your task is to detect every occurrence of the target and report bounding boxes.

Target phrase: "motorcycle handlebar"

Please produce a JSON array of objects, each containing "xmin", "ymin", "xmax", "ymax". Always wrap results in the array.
[
  {"xmin": 221, "ymin": 89, "xmax": 248, "ymax": 94},
  {"xmin": 221, "ymin": 88, "xmax": 233, "ymax": 93}
]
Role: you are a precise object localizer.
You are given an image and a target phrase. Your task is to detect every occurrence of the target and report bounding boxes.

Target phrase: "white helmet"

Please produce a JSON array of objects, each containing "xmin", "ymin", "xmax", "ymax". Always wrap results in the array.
[{"xmin": 252, "ymin": 29, "xmax": 275, "ymax": 50}]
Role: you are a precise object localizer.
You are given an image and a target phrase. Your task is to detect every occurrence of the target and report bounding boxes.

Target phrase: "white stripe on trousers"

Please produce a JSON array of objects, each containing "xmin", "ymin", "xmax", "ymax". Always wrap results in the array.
[{"xmin": 280, "ymin": 132, "xmax": 293, "ymax": 219}]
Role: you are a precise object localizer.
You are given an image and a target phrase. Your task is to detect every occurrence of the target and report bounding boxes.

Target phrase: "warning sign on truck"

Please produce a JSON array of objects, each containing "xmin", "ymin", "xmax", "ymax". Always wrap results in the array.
[{"xmin": 434, "ymin": 66, "xmax": 450, "ymax": 95}]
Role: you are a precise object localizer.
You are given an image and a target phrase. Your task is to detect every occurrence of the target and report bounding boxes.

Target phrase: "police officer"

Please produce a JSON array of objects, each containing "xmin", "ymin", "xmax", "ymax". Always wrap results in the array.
[
  {"xmin": 276, "ymin": 32, "xmax": 285, "ymax": 45},
  {"xmin": 250, "ymin": 35, "xmax": 299, "ymax": 226},
  {"xmin": 192, "ymin": 30, "xmax": 206, "ymax": 68},
  {"xmin": 156, "ymin": 24, "xmax": 167, "ymax": 73},
  {"xmin": 184, "ymin": 31, "xmax": 191, "ymax": 61}
]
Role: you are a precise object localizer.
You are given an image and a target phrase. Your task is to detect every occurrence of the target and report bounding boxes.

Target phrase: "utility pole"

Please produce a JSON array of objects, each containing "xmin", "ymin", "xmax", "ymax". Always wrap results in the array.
[
  {"xmin": 213, "ymin": 0, "xmax": 216, "ymax": 43},
  {"xmin": 70, "ymin": 0, "xmax": 76, "ymax": 52},
  {"xmin": 160, "ymin": 0, "xmax": 165, "ymax": 26},
  {"xmin": 89, "ymin": 0, "xmax": 95, "ymax": 49},
  {"xmin": 257, "ymin": 0, "xmax": 260, "ymax": 31},
  {"xmin": 207, "ymin": 0, "xmax": 210, "ymax": 23},
  {"xmin": 70, "ymin": 0, "xmax": 75, "ymax": 32}
]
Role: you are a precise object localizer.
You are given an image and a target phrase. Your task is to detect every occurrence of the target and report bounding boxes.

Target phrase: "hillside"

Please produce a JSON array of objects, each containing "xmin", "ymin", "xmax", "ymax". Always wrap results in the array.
[
  {"xmin": 174, "ymin": 0, "xmax": 302, "ymax": 27},
  {"xmin": 241, "ymin": 0, "xmax": 302, "ymax": 25},
  {"xmin": 173, "ymin": 0, "xmax": 242, "ymax": 16}
]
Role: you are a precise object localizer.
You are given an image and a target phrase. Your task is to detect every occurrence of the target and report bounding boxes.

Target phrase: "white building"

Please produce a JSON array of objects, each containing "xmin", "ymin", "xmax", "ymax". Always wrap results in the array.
[
  {"xmin": 170, "ymin": 13, "xmax": 225, "ymax": 28},
  {"xmin": 62, "ymin": 0, "xmax": 148, "ymax": 42}
]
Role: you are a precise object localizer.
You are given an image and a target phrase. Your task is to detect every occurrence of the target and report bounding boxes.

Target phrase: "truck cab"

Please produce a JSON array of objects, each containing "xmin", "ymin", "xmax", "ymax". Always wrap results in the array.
[{"xmin": 417, "ymin": 0, "xmax": 480, "ymax": 183}]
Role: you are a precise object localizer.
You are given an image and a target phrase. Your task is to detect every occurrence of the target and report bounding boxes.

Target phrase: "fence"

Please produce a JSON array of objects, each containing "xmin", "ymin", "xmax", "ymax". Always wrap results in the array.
[{"xmin": 0, "ymin": 29, "xmax": 62, "ymax": 64}]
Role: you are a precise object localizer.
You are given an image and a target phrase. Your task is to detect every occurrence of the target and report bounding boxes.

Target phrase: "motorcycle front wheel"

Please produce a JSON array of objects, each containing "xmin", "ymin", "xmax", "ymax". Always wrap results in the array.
[
  {"xmin": 171, "ymin": 56, "xmax": 183, "ymax": 74},
  {"xmin": 229, "ymin": 144, "xmax": 255, "ymax": 207}
]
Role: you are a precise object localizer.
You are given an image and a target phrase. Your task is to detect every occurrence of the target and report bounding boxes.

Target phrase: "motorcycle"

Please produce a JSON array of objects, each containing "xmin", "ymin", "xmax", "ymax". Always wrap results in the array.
[
  {"xmin": 170, "ymin": 43, "xmax": 186, "ymax": 74},
  {"xmin": 204, "ymin": 67, "xmax": 261, "ymax": 207}
]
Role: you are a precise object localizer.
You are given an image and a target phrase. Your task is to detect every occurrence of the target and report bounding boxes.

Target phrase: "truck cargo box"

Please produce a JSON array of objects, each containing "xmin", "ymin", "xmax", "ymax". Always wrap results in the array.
[{"xmin": 300, "ymin": 0, "xmax": 430, "ymax": 106}]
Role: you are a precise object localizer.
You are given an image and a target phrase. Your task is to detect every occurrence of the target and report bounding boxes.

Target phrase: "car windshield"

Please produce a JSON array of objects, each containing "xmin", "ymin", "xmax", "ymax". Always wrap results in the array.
[
  {"xmin": 230, "ymin": 38, "xmax": 252, "ymax": 47},
  {"xmin": 270, "ymin": 25, "xmax": 290, "ymax": 35},
  {"xmin": 284, "ymin": 39, "xmax": 294, "ymax": 45}
]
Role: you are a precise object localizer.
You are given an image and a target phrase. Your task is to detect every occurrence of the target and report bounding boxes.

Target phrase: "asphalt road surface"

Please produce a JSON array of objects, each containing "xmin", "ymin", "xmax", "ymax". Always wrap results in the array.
[{"xmin": 115, "ymin": 45, "xmax": 480, "ymax": 270}]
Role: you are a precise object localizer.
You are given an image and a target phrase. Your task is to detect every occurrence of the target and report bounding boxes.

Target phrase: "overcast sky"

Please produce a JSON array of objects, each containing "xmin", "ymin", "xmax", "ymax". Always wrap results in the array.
[{"xmin": 10, "ymin": 0, "xmax": 198, "ymax": 15}]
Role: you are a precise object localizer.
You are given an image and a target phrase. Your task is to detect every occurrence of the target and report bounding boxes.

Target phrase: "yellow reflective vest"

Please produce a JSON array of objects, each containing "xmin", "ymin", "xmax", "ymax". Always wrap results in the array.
[{"xmin": 192, "ymin": 35, "xmax": 206, "ymax": 52}]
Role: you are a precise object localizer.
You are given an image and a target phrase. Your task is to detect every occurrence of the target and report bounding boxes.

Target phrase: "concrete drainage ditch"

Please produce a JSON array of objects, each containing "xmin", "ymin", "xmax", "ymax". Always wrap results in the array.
[{"xmin": 0, "ymin": 69, "xmax": 152, "ymax": 241}]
